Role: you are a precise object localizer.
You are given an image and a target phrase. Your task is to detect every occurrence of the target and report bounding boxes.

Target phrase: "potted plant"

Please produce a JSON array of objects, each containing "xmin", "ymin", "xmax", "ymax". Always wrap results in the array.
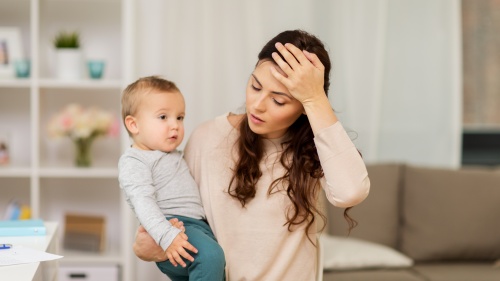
[{"xmin": 53, "ymin": 31, "xmax": 82, "ymax": 80}]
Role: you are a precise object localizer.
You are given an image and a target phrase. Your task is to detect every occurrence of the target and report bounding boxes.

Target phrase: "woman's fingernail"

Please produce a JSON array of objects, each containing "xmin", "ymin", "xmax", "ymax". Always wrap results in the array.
[{"xmin": 275, "ymin": 42, "xmax": 282, "ymax": 48}]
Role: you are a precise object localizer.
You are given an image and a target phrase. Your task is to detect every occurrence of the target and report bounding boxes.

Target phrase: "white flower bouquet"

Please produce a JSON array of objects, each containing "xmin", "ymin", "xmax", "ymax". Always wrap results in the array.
[{"xmin": 47, "ymin": 103, "xmax": 119, "ymax": 166}]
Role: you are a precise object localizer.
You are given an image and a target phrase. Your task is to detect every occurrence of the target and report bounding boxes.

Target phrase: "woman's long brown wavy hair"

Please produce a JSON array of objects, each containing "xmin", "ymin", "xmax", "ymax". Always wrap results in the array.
[{"xmin": 228, "ymin": 30, "xmax": 357, "ymax": 242}]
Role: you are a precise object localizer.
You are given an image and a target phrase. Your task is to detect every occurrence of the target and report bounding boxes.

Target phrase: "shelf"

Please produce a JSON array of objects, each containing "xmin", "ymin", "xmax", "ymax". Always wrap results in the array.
[
  {"xmin": 39, "ymin": 79, "xmax": 123, "ymax": 89},
  {"xmin": 0, "ymin": 0, "xmax": 133, "ymax": 279},
  {"xmin": 0, "ymin": 79, "xmax": 32, "ymax": 88},
  {"xmin": 39, "ymin": 167, "xmax": 118, "ymax": 178},
  {"xmin": 0, "ymin": 167, "xmax": 32, "ymax": 177}
]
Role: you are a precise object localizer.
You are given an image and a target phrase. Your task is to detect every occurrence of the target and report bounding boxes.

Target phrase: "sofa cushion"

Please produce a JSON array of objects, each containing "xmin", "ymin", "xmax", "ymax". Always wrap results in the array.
[
  {"xmin": 328, "ymin": 163, "xmax": 403, "ymax": 249},
  {"xmin": 401, "ymin": 165, "xmax": 500, "ymax": 261},
  {"xmin": 321, "ymin": 234, "xmax": 413, "ymax": 271},
  {"xmin": 413, "ymin": 263, "xmax": 500, "ymax": 281},
  {"xmin": 323, "ymin": 268, "xmax": 425, "ymax": 281}
]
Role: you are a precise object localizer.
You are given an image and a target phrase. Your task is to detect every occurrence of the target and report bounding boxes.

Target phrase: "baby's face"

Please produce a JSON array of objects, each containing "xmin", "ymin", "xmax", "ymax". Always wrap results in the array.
[{"xmin": 132, "ymin": 90, "xmax": 185, "ymax": 152}]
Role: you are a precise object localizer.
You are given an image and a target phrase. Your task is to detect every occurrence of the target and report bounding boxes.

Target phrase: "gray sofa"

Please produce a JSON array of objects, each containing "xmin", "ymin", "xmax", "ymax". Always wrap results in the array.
[{"xmin": 322, "ymin": 163, "xmax": 500, "ymax": 281}]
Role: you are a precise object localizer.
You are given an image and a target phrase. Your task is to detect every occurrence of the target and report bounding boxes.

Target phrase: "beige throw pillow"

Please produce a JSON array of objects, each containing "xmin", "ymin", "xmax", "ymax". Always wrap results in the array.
[{"xmin": 321, "ymin": 234, "xmax": 414, "ymax": 271}]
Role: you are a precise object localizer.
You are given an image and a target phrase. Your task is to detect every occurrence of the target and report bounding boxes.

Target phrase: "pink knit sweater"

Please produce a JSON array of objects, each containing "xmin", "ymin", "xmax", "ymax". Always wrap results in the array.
[{"xmin": 184, "ymin": 113, "xmax": 370, "ymax": 281}]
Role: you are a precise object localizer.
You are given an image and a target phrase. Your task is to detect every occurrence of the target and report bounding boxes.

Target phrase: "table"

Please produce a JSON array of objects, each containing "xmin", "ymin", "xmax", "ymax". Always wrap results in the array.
[{"xmin": 0, "ymin": 222, "xmax": 59, "ymax": 281}]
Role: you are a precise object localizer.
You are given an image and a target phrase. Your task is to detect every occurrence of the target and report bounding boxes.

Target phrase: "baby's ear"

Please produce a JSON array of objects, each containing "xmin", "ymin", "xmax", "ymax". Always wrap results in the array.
[{"xmin": 125, "ymin": 115, "xmax": 139, "ymax": 134}]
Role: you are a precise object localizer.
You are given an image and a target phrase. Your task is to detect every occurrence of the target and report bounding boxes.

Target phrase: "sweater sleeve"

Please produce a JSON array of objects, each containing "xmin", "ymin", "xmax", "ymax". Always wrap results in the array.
[
  {"xmin": 118, "ymin": 155, "xmax": 181, "ymax": 250},
  {"xmin": 314, "ymin": 121, "xmax": 370, "ymax": 207}
]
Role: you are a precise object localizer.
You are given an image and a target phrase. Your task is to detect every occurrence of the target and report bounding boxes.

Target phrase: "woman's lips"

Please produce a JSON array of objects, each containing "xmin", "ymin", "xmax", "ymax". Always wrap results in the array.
[{"xmin": 250, "ymin": 114, "xmax": 264, "ymax": 124}]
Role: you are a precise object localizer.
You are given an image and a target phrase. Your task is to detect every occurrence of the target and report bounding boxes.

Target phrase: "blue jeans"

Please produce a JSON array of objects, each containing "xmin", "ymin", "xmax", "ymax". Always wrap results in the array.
[{"xmin": 156, "ymin": 216, "xmax": 225, "ymax": 281}]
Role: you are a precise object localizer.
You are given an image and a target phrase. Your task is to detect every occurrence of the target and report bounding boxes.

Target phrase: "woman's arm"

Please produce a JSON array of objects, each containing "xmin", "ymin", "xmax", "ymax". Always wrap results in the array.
[
  {"xmin": 271, "ymin": 42, "xmax": 370, "ymax": 207},
  {"xmin": 133, "ymin": 218, "xmax": 185, "ymax": 262},
  {"xmin": 315, "ymin": 122, "xmax": 370, "ymax": 207}
]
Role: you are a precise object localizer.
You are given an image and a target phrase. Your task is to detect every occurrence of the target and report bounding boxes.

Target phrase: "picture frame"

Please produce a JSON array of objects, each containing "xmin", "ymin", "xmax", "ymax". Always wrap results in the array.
[{"xmin": 0, "ymin": 27, "xmax": 23, "ymax": 79}]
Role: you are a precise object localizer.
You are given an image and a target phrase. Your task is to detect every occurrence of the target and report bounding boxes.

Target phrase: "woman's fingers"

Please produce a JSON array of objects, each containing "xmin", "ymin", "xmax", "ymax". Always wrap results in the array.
[
  {"xmin": 269, "ymin": 64, "xmax": 290, "ymax": 89},
  {"xmin": 271, "ymin": 52, "xmax": 292, "ymax": 77},
  {"xmin": 303, "ymin": 50, "xmax": 325, "ymax": 71},
  {"xmin": 271, "ymin": 43, "xmax": 326, "ymax": 103},
  {"xmin": 282, "ymin": 43, "xmax": 309, "ymax": 66},
  {"xmin": 274, "ymin": 42, "xmax": 300, "ymax": 71}
]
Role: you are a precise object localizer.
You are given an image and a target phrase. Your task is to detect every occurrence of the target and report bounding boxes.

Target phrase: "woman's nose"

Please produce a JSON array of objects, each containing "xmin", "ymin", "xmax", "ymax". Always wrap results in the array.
[{"xmin": 252, "ymin": 95, "xmax": 266, "ymax": 112}]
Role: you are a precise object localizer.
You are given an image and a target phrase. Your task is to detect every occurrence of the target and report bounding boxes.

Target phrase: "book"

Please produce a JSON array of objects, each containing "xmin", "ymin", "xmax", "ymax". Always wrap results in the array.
[{"xmin": 0, "ymin": 219, "xmax": 46, "ymax": 236}]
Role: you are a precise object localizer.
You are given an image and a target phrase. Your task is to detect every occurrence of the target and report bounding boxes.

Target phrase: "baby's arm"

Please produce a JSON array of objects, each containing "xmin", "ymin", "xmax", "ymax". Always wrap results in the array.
[{"xmin": 118, "ymin": 155, "xmax": 183, "ymax": 250}]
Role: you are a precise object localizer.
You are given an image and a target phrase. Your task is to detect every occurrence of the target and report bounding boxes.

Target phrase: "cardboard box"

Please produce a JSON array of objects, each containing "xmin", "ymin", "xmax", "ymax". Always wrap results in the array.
[{"xmin": 63, "ymin": 213, "xmax": 106, "ymax": 252}]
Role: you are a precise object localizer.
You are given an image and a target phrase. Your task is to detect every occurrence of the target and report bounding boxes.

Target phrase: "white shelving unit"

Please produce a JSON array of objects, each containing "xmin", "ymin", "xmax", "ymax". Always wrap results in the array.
[{"xmin": 0, "ymin": 1, "xmax": 135, "ymax": 280}]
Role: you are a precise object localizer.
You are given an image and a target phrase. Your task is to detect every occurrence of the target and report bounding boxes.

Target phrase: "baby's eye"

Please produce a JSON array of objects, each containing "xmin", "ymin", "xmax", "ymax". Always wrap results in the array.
[
  {"xmin": 177, "ymin": 116, "xmax": 184, "ymax": 121},
  {"xmin": 159, "ymin": 115, "xmax": 167, "ymax": 120}
]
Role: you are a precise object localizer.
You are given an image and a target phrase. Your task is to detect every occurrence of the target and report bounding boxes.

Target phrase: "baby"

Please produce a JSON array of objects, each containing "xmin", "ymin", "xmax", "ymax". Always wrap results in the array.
[{"xmin": 118, "ymin": 76, "xmax": 225, "ymax": 281}]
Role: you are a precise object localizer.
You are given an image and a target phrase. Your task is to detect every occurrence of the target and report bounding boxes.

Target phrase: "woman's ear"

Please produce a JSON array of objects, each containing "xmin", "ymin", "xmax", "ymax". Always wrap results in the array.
[{"xmin": 125, "ymin": 115, "xmax": 139, "ymax": 135}]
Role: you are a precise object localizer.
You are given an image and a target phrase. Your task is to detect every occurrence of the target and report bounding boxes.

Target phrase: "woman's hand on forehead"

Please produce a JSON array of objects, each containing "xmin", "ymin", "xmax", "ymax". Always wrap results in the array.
[{"xmin": 270, "ymin": 42, "xmax": 326, "ymax": 105}]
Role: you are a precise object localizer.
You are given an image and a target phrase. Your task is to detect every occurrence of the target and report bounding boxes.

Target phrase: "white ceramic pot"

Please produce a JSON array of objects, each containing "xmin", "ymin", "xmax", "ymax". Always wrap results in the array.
[{"xmin": 55, "ymin": 48, "xmax": 83, "ymax": 80}]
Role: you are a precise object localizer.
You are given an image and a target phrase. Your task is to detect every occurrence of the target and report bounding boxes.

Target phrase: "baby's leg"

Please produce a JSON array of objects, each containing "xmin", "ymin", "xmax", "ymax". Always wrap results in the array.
[
  {"xmin": 184, "ymin": 220, "xmax": 225, "ymax": 281},
  {"xmin": 156, "ymin": 259, "xmax": 189, "ymax": 281}
]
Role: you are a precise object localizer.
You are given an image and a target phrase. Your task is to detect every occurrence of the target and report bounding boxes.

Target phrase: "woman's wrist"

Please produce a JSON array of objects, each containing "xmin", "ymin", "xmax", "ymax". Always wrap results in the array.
[{"xmin": 302, "ymin": 94, "xmax": 338, "ymax": 134}]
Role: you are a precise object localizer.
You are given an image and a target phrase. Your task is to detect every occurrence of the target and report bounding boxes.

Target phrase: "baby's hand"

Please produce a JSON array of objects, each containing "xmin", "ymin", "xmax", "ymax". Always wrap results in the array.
[
  {"xmin": 169, "ymin": 218, "xmax": 185, "ymax": 232},
  {"xmin": 165, "ymin": 232, "xmax": 198, "ymax": 267}
]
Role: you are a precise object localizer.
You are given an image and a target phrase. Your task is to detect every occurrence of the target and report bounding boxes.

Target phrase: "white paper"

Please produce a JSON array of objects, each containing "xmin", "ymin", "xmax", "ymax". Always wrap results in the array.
[{"xmin": 0, "ymin": 246, "xmax": 63, "ymax": 266}]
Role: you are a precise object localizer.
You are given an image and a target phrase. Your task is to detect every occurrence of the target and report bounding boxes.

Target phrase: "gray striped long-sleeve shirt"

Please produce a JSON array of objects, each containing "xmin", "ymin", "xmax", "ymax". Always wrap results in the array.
[{"xmin": 118, "ymin": 147, "xmax": 205, "ymax": 250}]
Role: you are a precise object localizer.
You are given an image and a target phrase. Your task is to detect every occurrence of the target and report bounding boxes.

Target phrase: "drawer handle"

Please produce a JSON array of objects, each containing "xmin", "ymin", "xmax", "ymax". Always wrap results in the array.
[{"xmin": 69, "ymin": 273, "xmax": 87, "ymax": 279}]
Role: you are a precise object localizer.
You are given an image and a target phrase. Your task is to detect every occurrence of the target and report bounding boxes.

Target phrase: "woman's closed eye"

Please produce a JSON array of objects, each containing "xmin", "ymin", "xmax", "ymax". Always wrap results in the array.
[
  {"xmin": 251, "ymin": 84, "xmax": 261, "ymax": 91},
  {"xmin": 273, "ymin": 98, "xmax": 285, "ymax": 106}
]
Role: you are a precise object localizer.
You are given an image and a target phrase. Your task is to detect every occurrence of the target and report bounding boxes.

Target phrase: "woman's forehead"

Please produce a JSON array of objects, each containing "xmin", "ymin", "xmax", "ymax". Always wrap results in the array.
[{"xmin": 254, "ymin": 60, "xmax": 287, "ymax": 77}]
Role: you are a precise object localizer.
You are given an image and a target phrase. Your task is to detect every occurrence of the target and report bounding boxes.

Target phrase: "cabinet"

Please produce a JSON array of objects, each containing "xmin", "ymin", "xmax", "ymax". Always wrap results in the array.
[{"xmin": 0, "ymin": 1, "xmax": 135, "ymax": 280}]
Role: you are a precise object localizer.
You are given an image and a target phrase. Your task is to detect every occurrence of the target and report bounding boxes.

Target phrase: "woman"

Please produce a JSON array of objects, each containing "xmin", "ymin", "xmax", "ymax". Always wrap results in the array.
[{"xmin": 134, "ymin": 29, "xmax": 370, "ymax": 280}]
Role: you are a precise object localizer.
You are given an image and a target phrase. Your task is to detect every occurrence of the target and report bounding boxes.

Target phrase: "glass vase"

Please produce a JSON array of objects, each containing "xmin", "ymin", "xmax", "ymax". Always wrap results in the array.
[{"xmin": 74, "ymin": 137, "xmax": 94, "ymax": 167}]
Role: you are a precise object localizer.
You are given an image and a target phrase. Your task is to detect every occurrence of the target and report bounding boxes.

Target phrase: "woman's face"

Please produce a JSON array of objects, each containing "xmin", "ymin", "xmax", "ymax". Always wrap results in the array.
[{"xmin": 245, "ymin": 60, "xmax": 304, "ymax": 139}]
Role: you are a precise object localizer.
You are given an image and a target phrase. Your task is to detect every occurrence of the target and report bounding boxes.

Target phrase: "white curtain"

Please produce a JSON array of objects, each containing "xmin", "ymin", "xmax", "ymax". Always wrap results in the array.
[
  {"xmin": 329, "ymin": 0, "xmax": 462, "ymax": 167},
  {"xmin": 132, "ymin": 0, "xmax": 461, "ymax": 279},
  {"xmin": 135, "ymin": 0, "xmax": 462, "ymax": 168}
]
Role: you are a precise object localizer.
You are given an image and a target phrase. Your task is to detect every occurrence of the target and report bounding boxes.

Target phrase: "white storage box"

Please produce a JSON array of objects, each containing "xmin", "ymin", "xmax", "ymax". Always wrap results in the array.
[{"xmin": 58, "ymin": 265, "xmax": 119, "ymax": 281}]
